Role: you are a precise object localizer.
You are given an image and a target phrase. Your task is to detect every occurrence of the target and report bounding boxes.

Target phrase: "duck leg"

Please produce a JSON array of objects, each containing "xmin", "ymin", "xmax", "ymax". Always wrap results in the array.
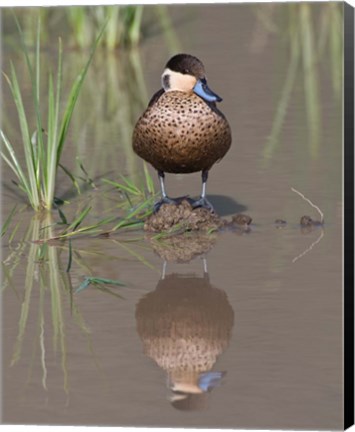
[
  {"xmin": 192, "ymin": 170, "xmax": 215, "ymax": 212},
  {"xmin": 154, "ymin": 171, "xmax": 177, "ymax": 212}
]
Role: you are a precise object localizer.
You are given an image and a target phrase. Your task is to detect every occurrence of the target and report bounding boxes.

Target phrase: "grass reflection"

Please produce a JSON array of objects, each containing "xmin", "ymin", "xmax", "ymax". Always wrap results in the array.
[
  {"xmin": 1, "ymin": 207, "xmax": 159, "ymax": 393},
  {"xmin": 3, "ymin": 214, "xmax": 91, "ymax": 394},
  {"xmin": 260, "ymin": 3, "xmax": 342, "ymax": 161}
]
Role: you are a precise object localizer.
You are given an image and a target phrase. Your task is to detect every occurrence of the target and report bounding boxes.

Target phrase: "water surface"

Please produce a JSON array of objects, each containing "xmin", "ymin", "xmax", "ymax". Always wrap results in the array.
[{"xmin": 1, "ymin": 3, "xmax": 343, "ymax": 429}]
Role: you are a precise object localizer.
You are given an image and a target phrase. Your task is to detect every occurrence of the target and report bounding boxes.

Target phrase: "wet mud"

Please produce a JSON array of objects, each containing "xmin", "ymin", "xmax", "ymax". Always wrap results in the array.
[{"xmin": 144, "ymin": 200, "xmax": 252, "ymax": 233}]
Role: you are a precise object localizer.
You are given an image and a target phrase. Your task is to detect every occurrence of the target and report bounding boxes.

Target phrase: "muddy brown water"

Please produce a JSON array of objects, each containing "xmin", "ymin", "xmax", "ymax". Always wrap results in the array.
[{"xmin": 1, "ymin": 3, "xmax": 343, "ymax": 429}]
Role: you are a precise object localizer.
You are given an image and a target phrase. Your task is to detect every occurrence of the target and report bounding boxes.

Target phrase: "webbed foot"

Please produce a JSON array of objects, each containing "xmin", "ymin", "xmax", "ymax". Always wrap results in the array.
[
  {"xmin": 191, "ymin": 197, "xmax": 215, "ymax": 213},
  {"xmin": 153, "ymin": 196, "xmax": 179, "ymax": 213},
  {"xmin": 154, "ymin": 195, "xmax": 193, "ymax": 213}
]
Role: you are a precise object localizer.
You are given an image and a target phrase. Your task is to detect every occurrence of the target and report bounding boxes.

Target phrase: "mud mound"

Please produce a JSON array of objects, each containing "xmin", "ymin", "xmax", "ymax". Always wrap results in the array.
[
  {"xmin": 148, "ymin": 232, "xmax": 217, "ymax": 262},
  {"xmin": 144, "ymin": 200, "xmax": 226, "ymax": 233}
]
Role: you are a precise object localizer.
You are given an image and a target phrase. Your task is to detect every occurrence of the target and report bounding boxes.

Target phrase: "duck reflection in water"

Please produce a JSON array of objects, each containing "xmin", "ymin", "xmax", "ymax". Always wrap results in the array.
[{"xmin": 135, "ymin": 259, "xmax": 234, "ymax": 410}]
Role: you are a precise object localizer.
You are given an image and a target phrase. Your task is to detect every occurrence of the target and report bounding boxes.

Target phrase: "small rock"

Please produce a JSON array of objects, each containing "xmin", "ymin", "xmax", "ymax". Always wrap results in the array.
[
  {"xmin": 232, "ymin": 214, "xmax": 252, "ymax": 226},
  {"xmin": 300, "ymin": 215, "xmax": 323, "ymax": 227},
  {"xmin": 300, "ymin": 215, "xmax": 314, "ymax": 227}
]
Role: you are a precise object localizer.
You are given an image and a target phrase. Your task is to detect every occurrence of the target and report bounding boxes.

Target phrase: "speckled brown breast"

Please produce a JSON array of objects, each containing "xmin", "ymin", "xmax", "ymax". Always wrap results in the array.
[
  {"xmin": 132, "ymin": 91, "xmax": 232, "ymax": 173},
  {"xmin": 135, "ymin": 274, "xmax": 234, "ymax": 373}
]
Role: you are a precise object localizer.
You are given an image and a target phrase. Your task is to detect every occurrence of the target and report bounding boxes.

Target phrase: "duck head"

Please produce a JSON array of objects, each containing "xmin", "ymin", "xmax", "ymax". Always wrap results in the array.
[{"xmin": 161, "ymin": 53, "xmax": 222, "ymax": 103}]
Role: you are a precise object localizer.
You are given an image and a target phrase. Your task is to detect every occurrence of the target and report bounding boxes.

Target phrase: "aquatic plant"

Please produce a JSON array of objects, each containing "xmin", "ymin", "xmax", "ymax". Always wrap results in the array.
[
  {"xmin": 3, "ymin": 215, "xmax": 80, "ymax": 392},
  {"xmin": 0, "ymin": 17, "xmax": 105, "ymax": 211},
  {"xmin": 64, "ymin": 5, "xmax": 179, "ymax": 52},
  {"xmin": 18, "ymin": 167, "xmax": 156, "ymax": 242},
  {"xmin": 50, "ymin": 198, "xmax": 154, "ymax": 241},
  {"xmin": 103, "ymin": 161, "xmax": 155, "ymax": 202},
  {"xmin": 259, "ymin": 3, "xmax": 342, "ymax": 161},
  {"xmin": 1, "ymin": 205, "xmax": 18, "ymax": 238},
  {"xmin": 2, "ymin": 212, "xmax": 132, "ymax": 394},
  {"xmin": 4, "ymin": 5, "xmax": 180, "ymax": 53},
  {"xmin": 63, "ymin": 47, "xmax": 150, "ymax": 197},
  {"xmin": 66, "ymin": 5, "xmax": 144, "ymax": 49},
  {"xmin": 52, "ymin": 205, "xmax": 117, "ymax": 240},
  {"xmin": 76, "ymin": 276, "xmax": 126, "ymax": 295}
]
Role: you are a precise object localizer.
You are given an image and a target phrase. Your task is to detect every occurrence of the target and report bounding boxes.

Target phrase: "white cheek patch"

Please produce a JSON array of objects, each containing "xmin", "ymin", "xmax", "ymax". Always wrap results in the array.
[
  {"xmin": 162, "ymin": 72, "xmax": 171, "ymax": 90},
  {"xmin": 161, "ymin": 68, "xmax": 197, "ymax": 92}
]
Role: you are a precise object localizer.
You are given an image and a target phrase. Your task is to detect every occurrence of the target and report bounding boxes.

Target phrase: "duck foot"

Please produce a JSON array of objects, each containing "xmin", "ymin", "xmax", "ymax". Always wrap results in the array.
[
  {"xmin": 191, "ymin": 197, "xmax": 215, "ymax": 213},
  {"xmin": 154, "ymin": 196, "xmax": 190, "ymax": 213},
  {"xmin": 154, "ymin": 197, "xmax": 176, "ymax": 213}
]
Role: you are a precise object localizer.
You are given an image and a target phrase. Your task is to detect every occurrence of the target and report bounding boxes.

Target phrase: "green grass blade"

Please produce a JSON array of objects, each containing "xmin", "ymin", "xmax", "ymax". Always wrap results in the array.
[
  {"xmin": 102, "ymin": 178, "xmax": 141, "ymax": 196},
  {"xmin": 66, "ymin": 239, "xmax": 73, "ymax": 273},
  {"xmin": 45, "ymin": 73, "xmax": 55, "ymax": 200},
  {"xmin": 0, "ymin": 130, "xmax": 33, "ymax": 203},
  {"xmin": 58, "ymin": 215, "xmax": 117, "ymax": 238},
  {"xmin": 90, "ymin": 277, "xmax": 126, "ymax": 286},
  {"xmin": 57, "ymin": 208, "xmax": 68, "ymax": 225},
  {"xmin": 4, "ymin": 68, "xmax": 30, "ymax": 156},
  {"xmin": 78, "ymin": 160, "xmax": 96, "ymax": 188},
  {"xmin": 71, "ymin": 207, "xmax": 92, "ymax": 232},
  {"xmin": 1, "ymin": 205, "xmax": 18, "ymax": 237},
  {"xmin": 36, "ymin": 19, "xmax": 41, "ymax": 107},
  {"xmin": 143, "ymin": 162, "xmax": 155, "ymax": 195},
  {"xmin": 112, "ymin": 198, "xmax": 153, "ymax": 231},
  {"xmin": 14, "ymin": 16, "xmax": 45, "ymax": 191},
  {"xmin": 58, "ymin": 163, "xmax": 81, "ymax": 195},
  {"xmin": 113, "ymin": 221, "xmax": 145, "ymax": 231},
  {"xmin": 94, "ymin": 285, "xmax": 124, "ymax": 299},
  {"xmin": 75, "ymin": 277, "xmax": 91, "ymax": 293},
  {"xmin": 67, "ymin": 206, "xmax": 92, "ymax": 232},
  {"xmin": 119, "ymin": 175, "xmax": 142, "ymax": 194},
  {"xmin": 75, "ymin": 276, "xmax": 125, "ymax": 294},
  {"xmin": 9, "ymin": 221, "xmax": 21, "ymax": 244},
  {"xmin": 46, "ymin": 38, "xmax": 63, "ymax": 208},
  {"xmin": 113, "ymin": 240, "xmax": 156, "ymax": 271},
  {"xmin": 35, "ymin": 19, "xmax": 45, "ymax": 188},
  {"xmin": 5, "ymin": 66, "xmax": 40, "ymax": 207},
  {"xmin": 0, "ymin": 146, "xmax": 18, "ymax": 176},
  {"xmin": 85, "ymin": 215, "xmax": 117, "ymax": 228},
  {"xmin": 54, "ymin": 38, "xmax": 63, "ymax": 154}
]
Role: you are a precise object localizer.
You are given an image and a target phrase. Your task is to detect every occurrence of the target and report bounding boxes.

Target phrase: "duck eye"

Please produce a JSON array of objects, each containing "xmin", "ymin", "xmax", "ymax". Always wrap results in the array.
[{"xmin": 183, "ymin": 68, "xmax": 189, "ymax": 74}]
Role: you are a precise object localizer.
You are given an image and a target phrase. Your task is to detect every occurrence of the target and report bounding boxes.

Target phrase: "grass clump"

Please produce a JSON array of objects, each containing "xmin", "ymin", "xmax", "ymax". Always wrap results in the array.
[
  {"xmin": 0, "ymin": 17, "xmax": 105, "ymax": 211},
  {"xmin": 66, "ymin": 5, "xmax": 144, "ymax": 49}
]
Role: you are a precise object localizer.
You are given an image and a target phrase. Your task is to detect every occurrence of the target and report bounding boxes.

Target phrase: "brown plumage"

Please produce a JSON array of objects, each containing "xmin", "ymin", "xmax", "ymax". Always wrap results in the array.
[
  {"xmin": 132, "ymin": 53, "xmax": 232, "ymax": 212},
  {"xmin": 133, "ymin": 91, "xmax": 231, "ymax": 174},
  {"xmin": 135, "ymin": 272, "xmax": 234, "ymax": 408}
]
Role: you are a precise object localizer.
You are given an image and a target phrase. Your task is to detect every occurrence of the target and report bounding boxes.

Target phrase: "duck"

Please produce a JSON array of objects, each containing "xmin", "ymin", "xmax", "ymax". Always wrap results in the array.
[
  {"xmin": 132, "ymin": 53, "xmax": 232, "ymax": 212},
  {"xmin": 135, "ymin": 266, "xmax": 234, "ymax": 409}
]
